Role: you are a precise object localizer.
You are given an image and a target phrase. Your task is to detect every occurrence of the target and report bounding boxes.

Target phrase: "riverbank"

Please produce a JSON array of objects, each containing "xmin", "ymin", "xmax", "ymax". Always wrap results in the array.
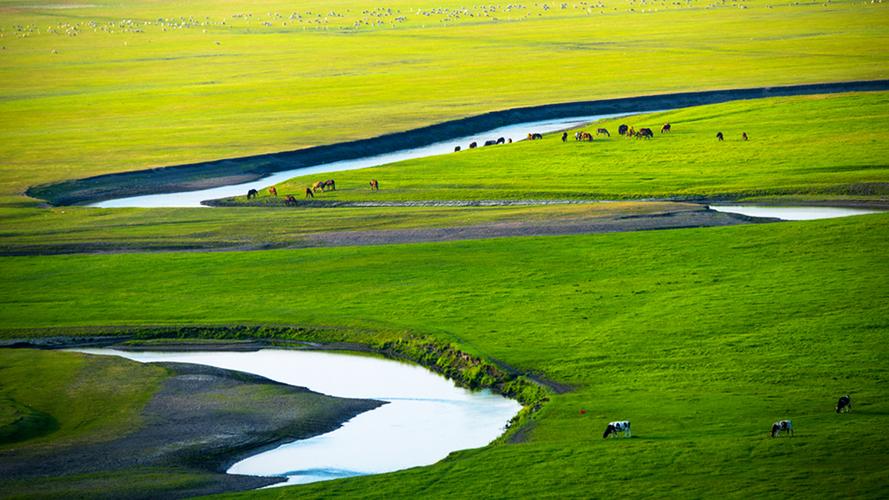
[
  {"xmin": 26, "ymin": 80, "xmax": 889, "ymax": 207},
  {"xmin": 0, "ymin": 349, "xmax": 384, "ymax": 499}
]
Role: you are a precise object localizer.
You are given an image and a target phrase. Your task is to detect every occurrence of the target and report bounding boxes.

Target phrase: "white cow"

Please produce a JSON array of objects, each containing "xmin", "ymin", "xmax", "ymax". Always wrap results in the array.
[
  {"xmin": 603, "ymin": 420, "xmax": 631, "ymax": 439},
  {"xmin": 770, "ymin": 419, "xmax": 794, "ymax": 437}
]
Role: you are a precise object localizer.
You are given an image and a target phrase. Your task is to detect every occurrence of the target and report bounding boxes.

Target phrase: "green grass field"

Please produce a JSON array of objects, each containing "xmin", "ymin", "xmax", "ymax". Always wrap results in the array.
[
  {"xmin": 2, "ymin": 0, "xmax": 888, "ymax": 206},
  {"xmin": 260, "ymin": 92, "xmax": 889, "ymax": 203},
  {"xmin": 1, "ymin": 215, "xmax": 888, "ymax": 497}
]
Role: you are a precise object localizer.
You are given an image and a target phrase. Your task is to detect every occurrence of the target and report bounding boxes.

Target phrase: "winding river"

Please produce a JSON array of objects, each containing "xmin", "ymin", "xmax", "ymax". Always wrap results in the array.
[{"xmin": 73, "ymin": 348, "xmax": 521, "ymax": 486}]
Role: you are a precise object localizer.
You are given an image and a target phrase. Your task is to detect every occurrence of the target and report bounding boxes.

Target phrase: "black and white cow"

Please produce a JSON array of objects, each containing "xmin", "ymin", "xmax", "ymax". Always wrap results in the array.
[
  {"xmin": 770, "ymin": 419, "xmax": 793, "ymax": 438},
  {"xmin": 603, "ymin": 420, "xmax": 631, "ymax": 439},
  {"xmin": 836, "ymin": 395, "xmax": 852, "ymax": 414}
]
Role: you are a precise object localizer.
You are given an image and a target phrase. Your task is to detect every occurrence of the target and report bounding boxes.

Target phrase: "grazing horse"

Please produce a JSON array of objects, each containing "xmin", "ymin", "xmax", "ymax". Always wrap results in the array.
[
  {"xmin": 484, "ymin": 139, "xmax": 498, "ymax": 146},
  {"xmin": 369, "ymin": 179, "xmax": 379, "ymax": 191},
  {"xmin": 246, "ymin": 189, "xmax": 258, "ymax": 199},
  {"xmin": 496, "ymin": 137, "xmax": 506, "ymax": 144},
  {"xmin": 284, "ymin": 194, "xmax": 297, "ymax": 206},
  {"xmin": 742, "ymin": 132, "xmax": 749, "ymax": 141},
  {"xmin": 661, "ymin": 123, "xmax": 671, "ymax": 133},
  {"xmin": 575, "ymin": 131, "xmax": 583, "ymax": 141},
  {"xmin": 304, "ymin": 187, "xmax": 314, "ymax": 199},
  {"xmin": 454, "ymin": 145, "xmax": 461, "ymax": 152},
  {"xmin": 637, "ymin": 128, "xmax": 654, "ymax": 139},
  {"xmin": 770, "ymin": 420, "xmax": 793, "ymax": 437},
  {"xmin": 528, "ymin": 132, "xmax": 543, "ymax": 140},
  {"xmin": 627, "ymin": 126, "xmax": 636, "ymax": 138},
  {"xmin": 618, "ymin": 124, "xmax": 629, "ymax": 136},
  {"xmin": 323, "ymin": 179, "xmax": 336, "ymax": 191},
  {"xmin": 268, "ymin": 186, "xmax": 278, "ymax": 197},
  {"xmin": 716, "ymin": 132, "xmax": 724, "ymax": 141},
  {"xmin": 597, "ymin": 128, "xmax": 610, "ymax": 137},
  {"xmin": 469, "ymin": 141, "xmax": 477, "ymax": 149},
  {"xmin": 508, "ymin": 138, "xmax": 512, "ymax": 143},
  {"xmin": 836, "ymin": 395, "xmax": 852, "ymax": 414},
  {"xmin": 580, "ymin": 131, "xmax": 593, "ymax": 141},
  {"xmin": 312, "ymin": 181, "xmax": 325, "ymax": 192},
  {"xmin": 603, "ymin": 421, "xmax": 631, "ymax": 439},
  {"xmin": 562, "ymin": 132, "xmax": 568, "ymax": 142}
]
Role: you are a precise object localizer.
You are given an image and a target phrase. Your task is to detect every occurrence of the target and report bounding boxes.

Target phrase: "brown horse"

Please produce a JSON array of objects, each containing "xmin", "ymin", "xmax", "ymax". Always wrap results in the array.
[
  {"xmin": 580, "ymin": 131, "xmax": 593, "ymax": 141},
  {"xmin": 268, "ymin": 186, "xmax": 278, "ymax": 197},
  {"xmin": 369, "ymin": 179, "xmax": 379, "ymax": 191},
  {"xmin": 324, "ymin": 179, "xmax": 336, "ymax": 191},
  {"xmin": 312, "ymin": 181, "xmax": 325, "ymax": 192},
  {"xmin": 284, "ymin": 194, "xmax": 297, "ymax": 205},
  {"xmin": 637, "ymin": 128, "xmax": 654, "ymax": 139}
]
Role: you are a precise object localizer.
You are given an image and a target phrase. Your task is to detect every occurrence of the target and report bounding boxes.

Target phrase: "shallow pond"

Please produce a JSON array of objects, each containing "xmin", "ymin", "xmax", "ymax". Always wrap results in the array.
[
  {"xmin": 91, "ymin": 113, "xmax": 631, "ymax": 208},
  {"xmin": 708, "ymin": 205, "xmax": 883, "ymax": 221},
  {"xmin": 73, "ymin": 348, "xmax": 521, "ymax": 485}
]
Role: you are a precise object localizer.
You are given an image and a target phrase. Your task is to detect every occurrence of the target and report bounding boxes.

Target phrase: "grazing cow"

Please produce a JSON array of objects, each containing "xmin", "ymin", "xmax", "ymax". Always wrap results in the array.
[
  {"xmin": 369, "ymin": 179, "xmax": 379, "ymax": 191},
  {"xmin": 562, "ymin": 132, "xmax": 568, "ymax": 142},
  {"xmin": 268, "ymin": 186, "xmax": 278, "ymax": 197},
  {"xmin": 618, "ymin": 124, "xmax": 629, "ymax": 136},
  {"xmin": 603, "ymin": 420, "xmax": 631, "ymax": 439},
  {"xmin": 284, "ymin": 194, "xmax": 297, "ymax": 206},
  {"xmin": 247, "ymin": 189, "xmax": 258, "ymax": 199},
  {"xmin": 454, "ymin": 145, "xmax": 461, "ymax": 152},
  {"xmin": 469, "ymin": 141, "xmax": 477, "ymax": 149},
  {"xmin": 716, "ymin": 132, "xmax": 724, "ymax": 141},
  {"xmin": 770, "ymin": 419, "xmax": 793, "ymax": 437},
  {"xmin": 742, "ymin": 132, "xmax": 748, "ymax": 141},
  {"xmin": 661, "ymin": 123, "xmax": 671, "ymax": 133},
  {"xmin": 528, "ymin": 132, "xmax": 543, "ymax": 140},
  {"xmin": 484, "ymin": 139, "xmax": 498, "ymax": 146},
  {"xmin": 836, "ymin": 395, "xmax": 852, "ymax": 414},
  {"xmin": 637, "ymin": 128, "xmax": 654, "ymax": 139},
  {"xmin": 597, "ymin": 128, "xmax": 610, "ymax": 137},
  {"xmin": 496, "ymin": 137, "xmax": 506, "ymax": 144},
  {"xmin": 304, "ymin": 187, "xmax": 314, "ymax": 199}
]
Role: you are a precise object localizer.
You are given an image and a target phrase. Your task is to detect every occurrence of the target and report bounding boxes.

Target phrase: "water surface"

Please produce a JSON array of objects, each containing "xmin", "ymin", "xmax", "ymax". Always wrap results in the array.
[
  {"xmin": 74, "ymin": 348, "xmax": 521, "ymax": 485},
  {"xmin": 708, "ymin": 205, "xmax": 882, "ymax": 220}
]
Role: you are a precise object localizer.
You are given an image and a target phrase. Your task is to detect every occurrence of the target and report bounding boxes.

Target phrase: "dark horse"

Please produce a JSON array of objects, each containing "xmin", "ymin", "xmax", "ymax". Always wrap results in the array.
[
  {"xmin": 469, "ymin": 141, "xmax": 477, "ymax": 149},
  {"xmin": 562, "ymin": 132, "xmax": 568, "ymax": 142},
  {"xmin": 369, "ymin": 179, "xmax": 379, "ymax": 191},
  {"xmin": 661, "ymin": 123, "xmax": 671, "ymax": 133},
  {"xmin": 496, "ymin": 137, "xmax": 506, "ymax": 144},
  {"xmin": 528, "ymin": 132, "xmax": 543, "ymax": 140},
  {"xmin": 284, "ymin": 194, "xmax": 297, "ymax": 205},
  {"xmin": 637, "ymin": 128, "xmax": 654, "ymax": 139},
  {"xmin": 247, "ymin": 189, "xmax": 258, "ymax": 199},
  {"xmin": 716, "ymin": 131, "xmax": 724, "ymax": 141},
  {"xmin": 484, "ymin": 139, "xmax": 498, "ymax": 146},
  {"xmin": 454, "ymin": 145, "xmax": 461, "ymax": 152},
  {"xmin": 597, "ymin": 128, "xmax": 610, "ymax": 137},
  {"xmin": 618, "ymin": 124, "xmax": 629, "ymax": 136},
  {"xmin": 304, "ymin": 187, "xmax": 314, "ymax": 198},
  {"xmin": 742, "ymin": 132, "xmax": 748, "ymax": 141},
  {"xmin": 836, "ymin": 395, "xmax": 852, "ymax": 413}
]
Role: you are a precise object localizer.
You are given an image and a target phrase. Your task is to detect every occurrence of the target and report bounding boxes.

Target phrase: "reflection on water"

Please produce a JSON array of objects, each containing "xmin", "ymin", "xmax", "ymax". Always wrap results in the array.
[
  {"xmin": 92, "ymin": 112, "xmax": 631, "ymax": 208},
  {"xmin": 73, "ymin": 348, "xmax": 521, "ymax": 485},
  {"xmin": 709, "ymin": 205, "xmax": 882, "ymax": 221}
]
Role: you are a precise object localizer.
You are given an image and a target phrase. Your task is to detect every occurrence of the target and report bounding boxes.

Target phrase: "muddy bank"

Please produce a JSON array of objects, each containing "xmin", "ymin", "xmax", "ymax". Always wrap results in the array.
[
  {"xmin": 27, "ymin": 80, "xmax": 889, "ymax": 206},
  {"xmin": 0, "ymin": 359, "xmax": 384, "ymax": 499}
]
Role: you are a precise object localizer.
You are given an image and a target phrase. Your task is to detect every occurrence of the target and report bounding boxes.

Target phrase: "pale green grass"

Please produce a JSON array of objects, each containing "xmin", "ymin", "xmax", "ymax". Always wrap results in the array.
[{"xmin": 1, "ymin": 0, "xmax": 888, "ymax": 205}]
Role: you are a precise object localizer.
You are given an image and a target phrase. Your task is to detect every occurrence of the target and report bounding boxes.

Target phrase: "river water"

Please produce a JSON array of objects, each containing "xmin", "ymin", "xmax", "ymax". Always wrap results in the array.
[
  {"xmin": 708, "ymin": 205, "xmax": 882, "ymax": 221},
  {"xmin": 73, "ymin": 348, "xmax": 521, "ymax": 485},
  {"xmin": 91, "ymin": 113, "xmax": 630, "ymax": 208}
]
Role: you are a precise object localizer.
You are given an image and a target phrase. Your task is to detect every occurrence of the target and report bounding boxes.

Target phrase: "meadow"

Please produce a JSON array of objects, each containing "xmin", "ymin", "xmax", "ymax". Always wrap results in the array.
[
  {"xmin": 2, "ymin": 0, "xmax": 889, "ymax": 206},
  {"xmin": 1, "ymin": 214, "xmax": 888, "ymax": 497}
]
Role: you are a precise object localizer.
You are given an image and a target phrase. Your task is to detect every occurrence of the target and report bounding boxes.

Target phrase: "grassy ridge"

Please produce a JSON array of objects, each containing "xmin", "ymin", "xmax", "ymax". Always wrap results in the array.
[
  {"xmin": 262, "ymin": 92, "xmax": 889, "ymax": 203},
  {"xmin": 1, "ymin": 215, "xmax": 887, "ymax": 496},
  {"xmin": 2, "ymin": 0, "xmax": 888, "ymax": 205}
]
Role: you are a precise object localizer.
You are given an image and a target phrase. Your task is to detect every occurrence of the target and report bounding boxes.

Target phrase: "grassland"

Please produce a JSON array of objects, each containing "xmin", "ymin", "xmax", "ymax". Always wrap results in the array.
[
  {"xmin": 2, "ymin": 0, "xmax": 889, "ymax": 206},
  {"xmin": 1, "ymin": 214, "xmax": 887, "ymax": 497},
  {"xmin": 261, "ymin": 92, "xmax": 889, "ymax": 203}
]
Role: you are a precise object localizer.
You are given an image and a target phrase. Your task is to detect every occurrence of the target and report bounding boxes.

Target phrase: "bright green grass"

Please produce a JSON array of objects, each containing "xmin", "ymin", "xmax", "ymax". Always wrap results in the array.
[
  {"xmin": 0, "ymin": 201, "xmax": 693, "ymax": 253},
  {"xmin": 1, "ymin": 215, "xmax": 887, "ymax": 497},
  {"xmin": 1, "ymin": 0, "xmax": 888, "ymax": 206},
  {"xmin": 0, "ymin": 349, "xmax": 166, "ymax": 448},
  {"xmin": 265, "ymin": 91, "xmax": 889, "ymax": 202}
]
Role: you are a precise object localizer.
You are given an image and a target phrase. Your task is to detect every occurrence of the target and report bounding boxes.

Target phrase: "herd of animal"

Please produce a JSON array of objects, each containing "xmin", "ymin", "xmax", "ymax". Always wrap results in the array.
[
  {"xmin": 602, "ymin": 395, "xmax": 853, "ymax": 440},
  {"xmin": 247, "ymin": 177, "xmax": 382, "ymax": 204}
]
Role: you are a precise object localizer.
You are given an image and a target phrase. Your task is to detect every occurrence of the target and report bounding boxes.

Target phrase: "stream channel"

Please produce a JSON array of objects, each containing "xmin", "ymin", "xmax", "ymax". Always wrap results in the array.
[{"xmin": 74, "ymin": 348, "xmax": 522, "ymax": 486}]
